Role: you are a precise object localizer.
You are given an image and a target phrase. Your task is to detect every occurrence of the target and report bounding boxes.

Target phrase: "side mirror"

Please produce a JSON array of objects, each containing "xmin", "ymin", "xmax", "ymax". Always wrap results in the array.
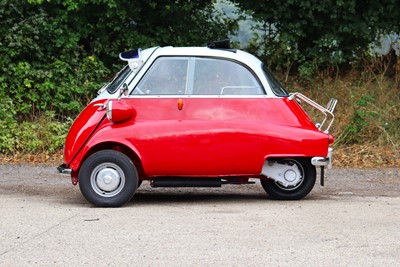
[{"xmin": 118, "ymin": 83, "xmax": 129, "ymax": 99}]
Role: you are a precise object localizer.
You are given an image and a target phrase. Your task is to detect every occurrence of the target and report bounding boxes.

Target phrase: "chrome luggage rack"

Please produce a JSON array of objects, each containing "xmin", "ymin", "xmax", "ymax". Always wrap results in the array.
[{"xmin": 288, "ymin": 92, "xmax": 337, "ymax": 133}]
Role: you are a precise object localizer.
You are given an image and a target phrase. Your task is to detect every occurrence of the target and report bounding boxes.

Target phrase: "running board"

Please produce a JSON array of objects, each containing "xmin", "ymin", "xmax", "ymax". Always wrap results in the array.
[{"xmin": 150, "ymin": 178, "xmax": 255, "ymax": 188}]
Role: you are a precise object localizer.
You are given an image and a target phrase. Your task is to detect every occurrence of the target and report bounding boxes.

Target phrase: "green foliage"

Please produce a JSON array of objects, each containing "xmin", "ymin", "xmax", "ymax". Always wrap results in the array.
[
  {"xmin": 0, "ymin": 86, "xmax": 72, "ymax": 154},
  {"xmin": 0, "ymin": 93, "xmax": 72, "ymax": 154},
  {"xmin": 343, "ymin": 95, "xmax": 376, "ymax": 144},
  {"xmin": 0, "ymin": 90, "xmax": 17, "ymax": 153},
  {"xmin": 234, "ymin": 0, "xmax": 400, "ymax": 71},
  {"xmin": 0, "ymin": 0, "xmax": 109, "ymax": 119},
  {"xmin": 298, "ymin": 61, "xmax": 317, "ymax": 82},
  {"xmin": 14, "ymin": 113, "xmax": 72, "ymax": 154}
]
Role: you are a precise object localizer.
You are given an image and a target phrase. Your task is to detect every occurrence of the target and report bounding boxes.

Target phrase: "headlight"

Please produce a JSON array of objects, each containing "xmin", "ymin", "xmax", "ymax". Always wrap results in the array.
[{"xmin": 105, "ymin": 99, "xmax": 135, "ymax": 123}]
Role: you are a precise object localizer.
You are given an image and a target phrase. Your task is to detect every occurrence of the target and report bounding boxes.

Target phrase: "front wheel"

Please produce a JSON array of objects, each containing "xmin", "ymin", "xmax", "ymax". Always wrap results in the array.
[
  {"xmin": 79, "ymin": 150, "xmax": 138, "ymax": 207},
  {"xmin": 260, "ymin": 158, "xmax": 316, "ymax": 200}
]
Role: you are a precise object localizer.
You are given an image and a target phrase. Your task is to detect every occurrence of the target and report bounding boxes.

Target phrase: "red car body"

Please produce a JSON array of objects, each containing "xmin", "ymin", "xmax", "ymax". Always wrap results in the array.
[{"xmin": 58, "ymin": 41, "xmax": 337, "ymax": 207}]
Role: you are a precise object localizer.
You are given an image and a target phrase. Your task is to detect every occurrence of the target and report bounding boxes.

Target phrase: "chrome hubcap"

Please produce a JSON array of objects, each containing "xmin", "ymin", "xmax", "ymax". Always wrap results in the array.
[
  {"xmin": 90, "ymin": 163, "xmax": 125, "ymax": 197},
  {"xmin": 284, "ymin": 169, "xmax": 297, "ymax": 183},
  {"xmin": 275, "ymin": 160, "xmax": 304, "ymax": 190},
  {"xmin": 262, "ymin": 158, "xmax": 304, "ymax": 190},
  {"xmin": 97, "ymin": 168, "xmax": 120, "ymax": 192}
]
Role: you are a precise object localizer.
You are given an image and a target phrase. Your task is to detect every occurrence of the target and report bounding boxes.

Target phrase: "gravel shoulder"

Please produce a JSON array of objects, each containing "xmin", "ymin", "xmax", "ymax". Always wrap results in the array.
[
  {"xmin": 0, "ymin": 164, "xmax": 399, "ymax": 198},
  {"xmin": 0, "ymin": 164, "xmax": 399, "ymax": 266}
]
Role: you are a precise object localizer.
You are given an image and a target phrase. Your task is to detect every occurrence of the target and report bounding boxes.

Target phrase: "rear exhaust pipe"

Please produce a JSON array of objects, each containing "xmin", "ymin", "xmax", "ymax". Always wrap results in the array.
[{"xmin": 151, "ymin": 178, "xmax": 222, "ymax": 188}]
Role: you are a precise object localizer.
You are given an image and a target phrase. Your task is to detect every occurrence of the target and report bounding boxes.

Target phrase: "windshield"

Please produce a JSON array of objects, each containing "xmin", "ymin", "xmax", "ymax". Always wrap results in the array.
[
  {"xmin": 262, "ymin": 64, "xmax": 289, "ymax": 96},
  {"xmin": 105, "ymin": 65, "xmax": 132, "ymax": 94}
]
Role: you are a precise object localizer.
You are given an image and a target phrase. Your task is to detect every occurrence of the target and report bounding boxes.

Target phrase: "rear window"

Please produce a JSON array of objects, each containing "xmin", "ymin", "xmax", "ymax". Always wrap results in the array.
[{"xmin": 262, "ymin": 65, "xmax": 289, "ymax": 96}]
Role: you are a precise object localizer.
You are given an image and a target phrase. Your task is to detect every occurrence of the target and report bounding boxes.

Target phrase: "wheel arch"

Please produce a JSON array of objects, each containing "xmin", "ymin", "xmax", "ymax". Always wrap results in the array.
[
  {"xmin": 260, "ymin": 155, "xmax": 314, "ymax": 178},
  {"xmin": 262, "ymin": 154, "xmax": 307, "ymax": 169},
  {"xmin": 78, "ymin": 141, "xmax": 146, "ymax": 179}
]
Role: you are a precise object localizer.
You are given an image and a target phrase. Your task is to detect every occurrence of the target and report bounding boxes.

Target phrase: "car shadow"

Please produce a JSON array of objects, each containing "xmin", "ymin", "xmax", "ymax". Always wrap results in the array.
[
  {"xmin": 131, "ymin": 190, "xmax": 267, "ymax": 205},
  {"xmin": 0, "ymin": 179, "xmax": 337, "ymax": 207}
]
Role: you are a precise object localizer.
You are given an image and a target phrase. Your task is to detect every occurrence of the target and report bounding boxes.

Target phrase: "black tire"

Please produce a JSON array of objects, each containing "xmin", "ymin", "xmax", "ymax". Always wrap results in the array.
[
  {"xmin": 260, "ymin": 158, "xmax": 316, "ymax": 200},
  {"xmin": 78, "ymin": 150, "xmax": 138, "ymax": 207}
]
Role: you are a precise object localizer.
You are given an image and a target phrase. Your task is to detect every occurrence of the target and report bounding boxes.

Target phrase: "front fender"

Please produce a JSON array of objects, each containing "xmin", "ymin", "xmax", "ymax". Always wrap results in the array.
[
  {"xmin": 68, "ymin": 123, "xmax": 143, "ymax": 174},
  {"xmin": 63, "ymin": 100, "xmax": 107, "ymax": 166}
]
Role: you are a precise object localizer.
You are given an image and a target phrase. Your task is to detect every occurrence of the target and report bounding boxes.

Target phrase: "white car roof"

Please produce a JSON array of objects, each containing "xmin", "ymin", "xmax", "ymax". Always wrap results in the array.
[
  {"xmin": 142, "ymin": 46, "xmax": 263, "ymax": 70},
  {"xmin": 95, "ymin": 45, "xmax": 283, "ymax": 100}
]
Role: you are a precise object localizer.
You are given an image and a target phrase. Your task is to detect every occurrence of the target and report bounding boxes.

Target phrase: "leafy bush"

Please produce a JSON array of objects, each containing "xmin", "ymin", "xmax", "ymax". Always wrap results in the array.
[
  {"xmin": 14, "ymin": 113, "xmax": 72, "ymax": 154},
  {"xmin": 342, "ymin": 95, "xmax": 376, "ymax": 144},
  {"xmin": 0, "ymin": 89, "xmax": 17, "ymax": 153},
  {"xmin": 298, "ymin": 61, "xmax": 318, "ymax": 82}
]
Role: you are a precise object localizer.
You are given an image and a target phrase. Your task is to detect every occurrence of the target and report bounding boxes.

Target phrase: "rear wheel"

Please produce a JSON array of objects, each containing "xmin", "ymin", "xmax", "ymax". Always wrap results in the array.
[
  {"xmin": 261, "ymin": 158, "xmax": 316, "ymax": 200},
  {"xmin": 79, "ymin": 150, "xmax": 138, "ymax": 207}
]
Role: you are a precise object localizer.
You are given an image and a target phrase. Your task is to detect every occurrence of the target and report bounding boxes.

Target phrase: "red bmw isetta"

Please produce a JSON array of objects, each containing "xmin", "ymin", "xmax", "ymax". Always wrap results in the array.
[{"xmin": 58, "ymin": 40, "xmax": 337, "ymax": 207}]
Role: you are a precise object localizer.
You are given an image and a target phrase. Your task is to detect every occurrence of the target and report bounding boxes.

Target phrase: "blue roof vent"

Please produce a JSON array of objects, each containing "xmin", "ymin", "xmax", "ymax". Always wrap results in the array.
[{"xmin": 119, "ymin": 49, "xmax": 143, "ymax": 71}]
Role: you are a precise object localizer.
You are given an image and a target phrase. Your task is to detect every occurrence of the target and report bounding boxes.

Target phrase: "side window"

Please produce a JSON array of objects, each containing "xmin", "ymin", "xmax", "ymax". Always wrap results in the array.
[
  {"xmin": 192, "ymin": 58, "xmax": 264, "ymax": 95},
  {"xmin": 133, "ymin": 57, "xmax": 188, "ymax": 95},
  {"xmin": 106, "ymin": 65, "xmax": 132, "ymax": 94}
]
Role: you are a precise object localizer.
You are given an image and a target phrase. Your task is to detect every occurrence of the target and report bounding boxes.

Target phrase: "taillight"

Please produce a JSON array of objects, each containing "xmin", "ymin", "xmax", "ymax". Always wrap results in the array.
[{"xmin": 328, "ymin": 134, "xmax": 335, "ymax": 144}]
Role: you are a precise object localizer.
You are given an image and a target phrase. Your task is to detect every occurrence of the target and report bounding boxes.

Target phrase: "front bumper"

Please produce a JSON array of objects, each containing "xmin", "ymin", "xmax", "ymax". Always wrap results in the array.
[
  {"xmin": 57, "ymin": 164, "xmax": 72, "ymax": 175},
  {"xmin": 311, "ymin": 147, "xmax": 333, "ymax": 169}
]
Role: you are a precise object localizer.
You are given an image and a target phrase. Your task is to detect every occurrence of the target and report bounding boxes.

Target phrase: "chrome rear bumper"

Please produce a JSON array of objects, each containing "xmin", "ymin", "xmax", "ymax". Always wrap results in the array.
[{"xmin": 311, "ymin": 148, "xmax": 333, "ymax": 169}]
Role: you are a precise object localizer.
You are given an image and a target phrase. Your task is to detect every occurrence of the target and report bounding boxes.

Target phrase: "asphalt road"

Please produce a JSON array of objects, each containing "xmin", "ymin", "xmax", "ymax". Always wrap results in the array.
[{"xmin": 0, "ymin": 164, "xmax": 399, "ymax": 266}]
